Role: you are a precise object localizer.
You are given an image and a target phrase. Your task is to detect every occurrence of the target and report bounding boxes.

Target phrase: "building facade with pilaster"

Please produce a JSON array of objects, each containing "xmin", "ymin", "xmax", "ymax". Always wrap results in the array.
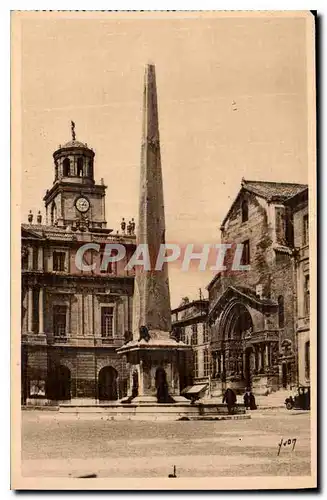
[
  {"xmin": 286, "ymin": 187, "xmax": 310, "ymax": 387},
  {"xmin": 171, "ymin": 298, "xmax": 209, "ymax": 396},
  {"xmin": 21, "ymin": 129, "xmax": 136, "ymax": 405}
]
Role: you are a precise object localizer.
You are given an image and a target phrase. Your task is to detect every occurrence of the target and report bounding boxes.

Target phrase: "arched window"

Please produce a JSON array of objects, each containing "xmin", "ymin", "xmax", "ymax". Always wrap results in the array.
[
  {"xmin": 88, "ymin": 159, "xmax": 93, "ymax": 178},
  {"xmin": 50, "ymin": 202, "xmax": 57, "ymax": 225},
  {"xmin": 241, "ymin": 199, "xmax": 248, "ymax": 222},
  {"xmin": 278, "ymin": 295, "xmax": 284, "ymax": 328},
  {"xmin": 54, "ymin": 160, "xmax": 58, "ymax": 180},
  {"xmin": 63, "ymin": 158, "xmax": 70, "ymax": 177},
  {"xmin": 77, "ymin": 157, "xmax": 84, "ymax": 177}
]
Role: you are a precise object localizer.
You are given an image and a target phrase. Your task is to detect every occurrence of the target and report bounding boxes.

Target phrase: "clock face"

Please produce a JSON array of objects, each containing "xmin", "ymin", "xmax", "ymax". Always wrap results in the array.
[{"xmin": 75, "ymin": 196, "xmax": 90, "ymax": 213}]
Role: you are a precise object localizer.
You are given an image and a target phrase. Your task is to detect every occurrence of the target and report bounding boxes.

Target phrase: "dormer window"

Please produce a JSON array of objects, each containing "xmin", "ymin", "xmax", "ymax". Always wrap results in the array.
[
  {"xmin": 241, "ymin": 200, "xmax": 248, "ymax": 222},
  {"xmin": 63, "ymin": 158, "xmax": 70, "ymax": 177},
  {"xmin": 77, "ymin": 157, "xmax": 84, "ymax": 177}
]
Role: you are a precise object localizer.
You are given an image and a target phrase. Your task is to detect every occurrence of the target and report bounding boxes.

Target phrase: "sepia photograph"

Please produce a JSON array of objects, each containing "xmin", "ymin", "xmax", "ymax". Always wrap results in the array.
[{"xmin": 11, "ymin": 10, "xmax": 316, "ymax": 490}]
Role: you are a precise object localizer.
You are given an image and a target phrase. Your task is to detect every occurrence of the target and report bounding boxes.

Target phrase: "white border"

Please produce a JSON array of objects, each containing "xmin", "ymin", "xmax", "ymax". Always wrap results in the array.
[{"xmin": 3, "ymin": 4, "xmax": 324, "ymax": 499}]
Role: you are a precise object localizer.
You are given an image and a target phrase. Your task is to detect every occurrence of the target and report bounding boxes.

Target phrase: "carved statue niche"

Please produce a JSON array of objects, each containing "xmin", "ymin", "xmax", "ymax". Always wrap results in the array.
[{"xmin": 138, "ymin": 325, "xmax": 151, "ymax": 342}]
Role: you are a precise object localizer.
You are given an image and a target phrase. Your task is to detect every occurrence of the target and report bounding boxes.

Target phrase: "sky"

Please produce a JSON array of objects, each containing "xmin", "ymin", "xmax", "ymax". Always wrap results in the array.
[{"xmin": 19, "ymin": 13, "xmax": 310, "ymax": 308}]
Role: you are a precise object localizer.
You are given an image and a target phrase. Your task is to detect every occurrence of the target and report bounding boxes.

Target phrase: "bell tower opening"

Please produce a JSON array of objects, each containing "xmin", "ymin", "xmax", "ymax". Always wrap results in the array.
[
  {"xmin": 63, "ymin": 158, "xmax": 70, "ymax": 177},
  {"xmin": 77, "ymin": 157, "xmax": 84, "ymax": 177}
]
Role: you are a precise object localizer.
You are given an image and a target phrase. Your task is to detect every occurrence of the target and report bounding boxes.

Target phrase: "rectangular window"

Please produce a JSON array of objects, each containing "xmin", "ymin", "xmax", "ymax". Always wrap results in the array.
[
  {"xmin": 100, "ymin": 248, "xmax": 114, "ymax": 274},
  {"xmin": 180, "ymin": 326, "xmax": 185, "ymax": 343},
  {"xmin": 32, "ymin": 247, "xmax": 38, "ymax": 270},
  {"xmin": 53, "ymin": 251, "xmax": 66, "ymax": 271},
  {"xmin": 191, "ymin": 323, "xmax": 198, "ymax": 345},
  {"xmin": 275, "ymin": 207, "xmax": 286, "ymax": 245},
  {"xmin": 241, "ymin": 240, "xmax": 250, "ymax": 266},
  {"xmin": 305, "ymin": 341, "xmax": 310, "ymax": 380},
  {"xmin": 32, "ymin": 289, "xmax": 39, "ymax": 333},
  {"xmin": 303, "ymin": 214, "xmax": 309, "ymax": 246},
  {"xmin": 53, "ymin": 305, "xmax": 67, "ymax": 337},
  {"xmin": 22, "ymin": 247, "xmax": 29, "ymax": 270},
  {"xmin": 241, "ymin": 200, "xmax": 248, "ymax": 223},
  {"xmin": 203, "ymin": 323, "xmax": 209, "ymax": 343},
  {"xmin": 304, "ymin": 275, "xmax": 310, "ymax": 316},
  {"xmin": 194, "ymin": 350, "xmax": 199, "ymax": 378},
  {"xmin": 203, "ymin": 348, "xmax": 211, "ymax": 377},
  {"xmin": 101, "ymin": 306, "xmax": 114, "ymax": 338}
]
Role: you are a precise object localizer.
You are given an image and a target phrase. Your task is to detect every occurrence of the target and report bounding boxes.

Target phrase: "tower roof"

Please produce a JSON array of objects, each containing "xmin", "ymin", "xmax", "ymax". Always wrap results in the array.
[
  {"xmin": 53, "ymin": 121, "xmax": 93, "ymax": 155},
  {"xmin": 61, "ymin": 139, "xmax": 89, "ymax": 149}
]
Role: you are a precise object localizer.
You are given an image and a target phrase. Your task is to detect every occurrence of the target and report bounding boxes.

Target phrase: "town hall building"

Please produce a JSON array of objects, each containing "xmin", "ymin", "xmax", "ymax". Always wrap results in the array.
[{"xmin": 21, "ymin": 125, "xmax": 136, "ymax": 405}]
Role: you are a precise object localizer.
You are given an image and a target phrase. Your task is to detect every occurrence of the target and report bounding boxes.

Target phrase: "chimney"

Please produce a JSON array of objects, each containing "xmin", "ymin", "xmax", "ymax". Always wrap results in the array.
[
  {"xmin": 37, "ymin": 211, "xmax": 42, "ymax": 224},
  {"xmin": 28, "ymin": 210, "xmax": 33, "ymax": 224}
]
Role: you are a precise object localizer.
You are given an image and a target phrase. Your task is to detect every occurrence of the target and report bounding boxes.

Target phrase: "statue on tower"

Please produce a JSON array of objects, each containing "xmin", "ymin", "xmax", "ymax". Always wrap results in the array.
[{"xmin": 71, "ymin": 120, "xmax": 76, "ymax": 141}]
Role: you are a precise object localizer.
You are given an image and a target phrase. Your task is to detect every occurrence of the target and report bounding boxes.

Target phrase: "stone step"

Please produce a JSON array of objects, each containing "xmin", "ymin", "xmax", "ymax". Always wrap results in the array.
[{"xmin": 185, "ymin": 414, "xmax": 251, "ymax": 422}]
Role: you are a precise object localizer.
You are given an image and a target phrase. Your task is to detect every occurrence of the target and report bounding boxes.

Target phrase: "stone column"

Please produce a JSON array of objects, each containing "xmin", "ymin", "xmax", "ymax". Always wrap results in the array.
[
  {"xmin": 214, "ymin": 352, "xmax": 218, "ymax": 375},
  {"xmin": 138, "ymin": 360, "xmax": 144, "ymax": 396},
  {"xmin": 28, "ymin": 248, "xmax": 33, "ymax": 271},
  {"xmin": 38, "ymin": 247, "xmax": 44, "ymax": 271},
  {"xmin": 83, "ymin": 294, "xmax": 89, "ymax": 336},
  {"xmin": 38, "ymin": 287, "xmax": 44, "ymax": 334},
  {"xmin": 89, "ymin": 294, "xmax": 94, "ymax": 336},
  {"xmin": 76, "ymin": 294, "xmax": 83, "ymax": 335},
  {"xmin": 261, "ymin": 345, "xmax": 265, "ymax": 370},
  {"xmin": 265, "ymin": 343, "xmax": 269, "ymax": 369},
  {"xmin": 28, "ymin": 287, "xmax": 33, "ymax": 332},
  {"xmin": 257, "ymin": 346, "xmax": 262, "ymax": 371}
]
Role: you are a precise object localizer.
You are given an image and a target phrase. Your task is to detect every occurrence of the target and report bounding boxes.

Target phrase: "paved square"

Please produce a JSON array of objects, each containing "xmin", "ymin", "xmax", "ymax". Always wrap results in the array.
[{"xmin": 21, "ymin": 409, "xmax": 311, "ymax": 478}]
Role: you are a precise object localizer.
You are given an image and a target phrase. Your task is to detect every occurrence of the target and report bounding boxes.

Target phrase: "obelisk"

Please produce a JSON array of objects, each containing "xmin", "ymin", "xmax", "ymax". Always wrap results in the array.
[
  {"xmin": 118, "ymin": 64, "xmax": 190, "ymax": 404},
  {"xmin": 132, "ymin": 63, "xmax": 171, "ymax": 338}
]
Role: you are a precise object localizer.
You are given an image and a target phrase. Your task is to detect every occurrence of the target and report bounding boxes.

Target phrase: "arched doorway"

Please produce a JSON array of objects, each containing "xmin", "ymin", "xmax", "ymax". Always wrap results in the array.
[
  {"xmin": 155, "ymin": 366, "xmax": 173, "ymax": 403},
  {"xmin": 98, "ymin": 366, "xmax": 118, "ymax": 401},
  {"xmin": 48, "ymin": 365, "xmax": 71, "ymax": 401},
  {"xmin": 221, "ymin": 302, "xmax": 253, "ymax": 383},
  {"xmin": 223, "ymin": 302, "xmax": 253, "ymax": 341}
]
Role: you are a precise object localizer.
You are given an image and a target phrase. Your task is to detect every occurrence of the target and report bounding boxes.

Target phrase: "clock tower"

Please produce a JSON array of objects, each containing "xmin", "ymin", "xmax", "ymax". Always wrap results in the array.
[{"xmin": 43, "ymin": 122, "xmax": 107, "ymax": 231}]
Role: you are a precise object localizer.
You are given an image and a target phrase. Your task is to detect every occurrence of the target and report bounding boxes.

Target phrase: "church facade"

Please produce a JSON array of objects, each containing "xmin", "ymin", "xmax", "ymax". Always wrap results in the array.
[
  {"xmin": 21, "ymin": 128, "xmax": 136, "ymax": 405},
  {"xmin": 207, "ymin": 179, "xmax": 308, "ymax": 396}
]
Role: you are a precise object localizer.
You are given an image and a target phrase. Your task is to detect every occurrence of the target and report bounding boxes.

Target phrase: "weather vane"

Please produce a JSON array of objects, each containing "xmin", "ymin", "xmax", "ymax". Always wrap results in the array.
[{"xmin": 71, "ymin": 120, "xmax": 76, "ymax": 141}]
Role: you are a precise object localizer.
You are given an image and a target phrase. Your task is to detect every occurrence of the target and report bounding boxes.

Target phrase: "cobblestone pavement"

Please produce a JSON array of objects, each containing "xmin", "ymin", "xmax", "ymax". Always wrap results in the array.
[{"xmin": 21, "ymin": 409, "xmax": 311, "ymax": 478}]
